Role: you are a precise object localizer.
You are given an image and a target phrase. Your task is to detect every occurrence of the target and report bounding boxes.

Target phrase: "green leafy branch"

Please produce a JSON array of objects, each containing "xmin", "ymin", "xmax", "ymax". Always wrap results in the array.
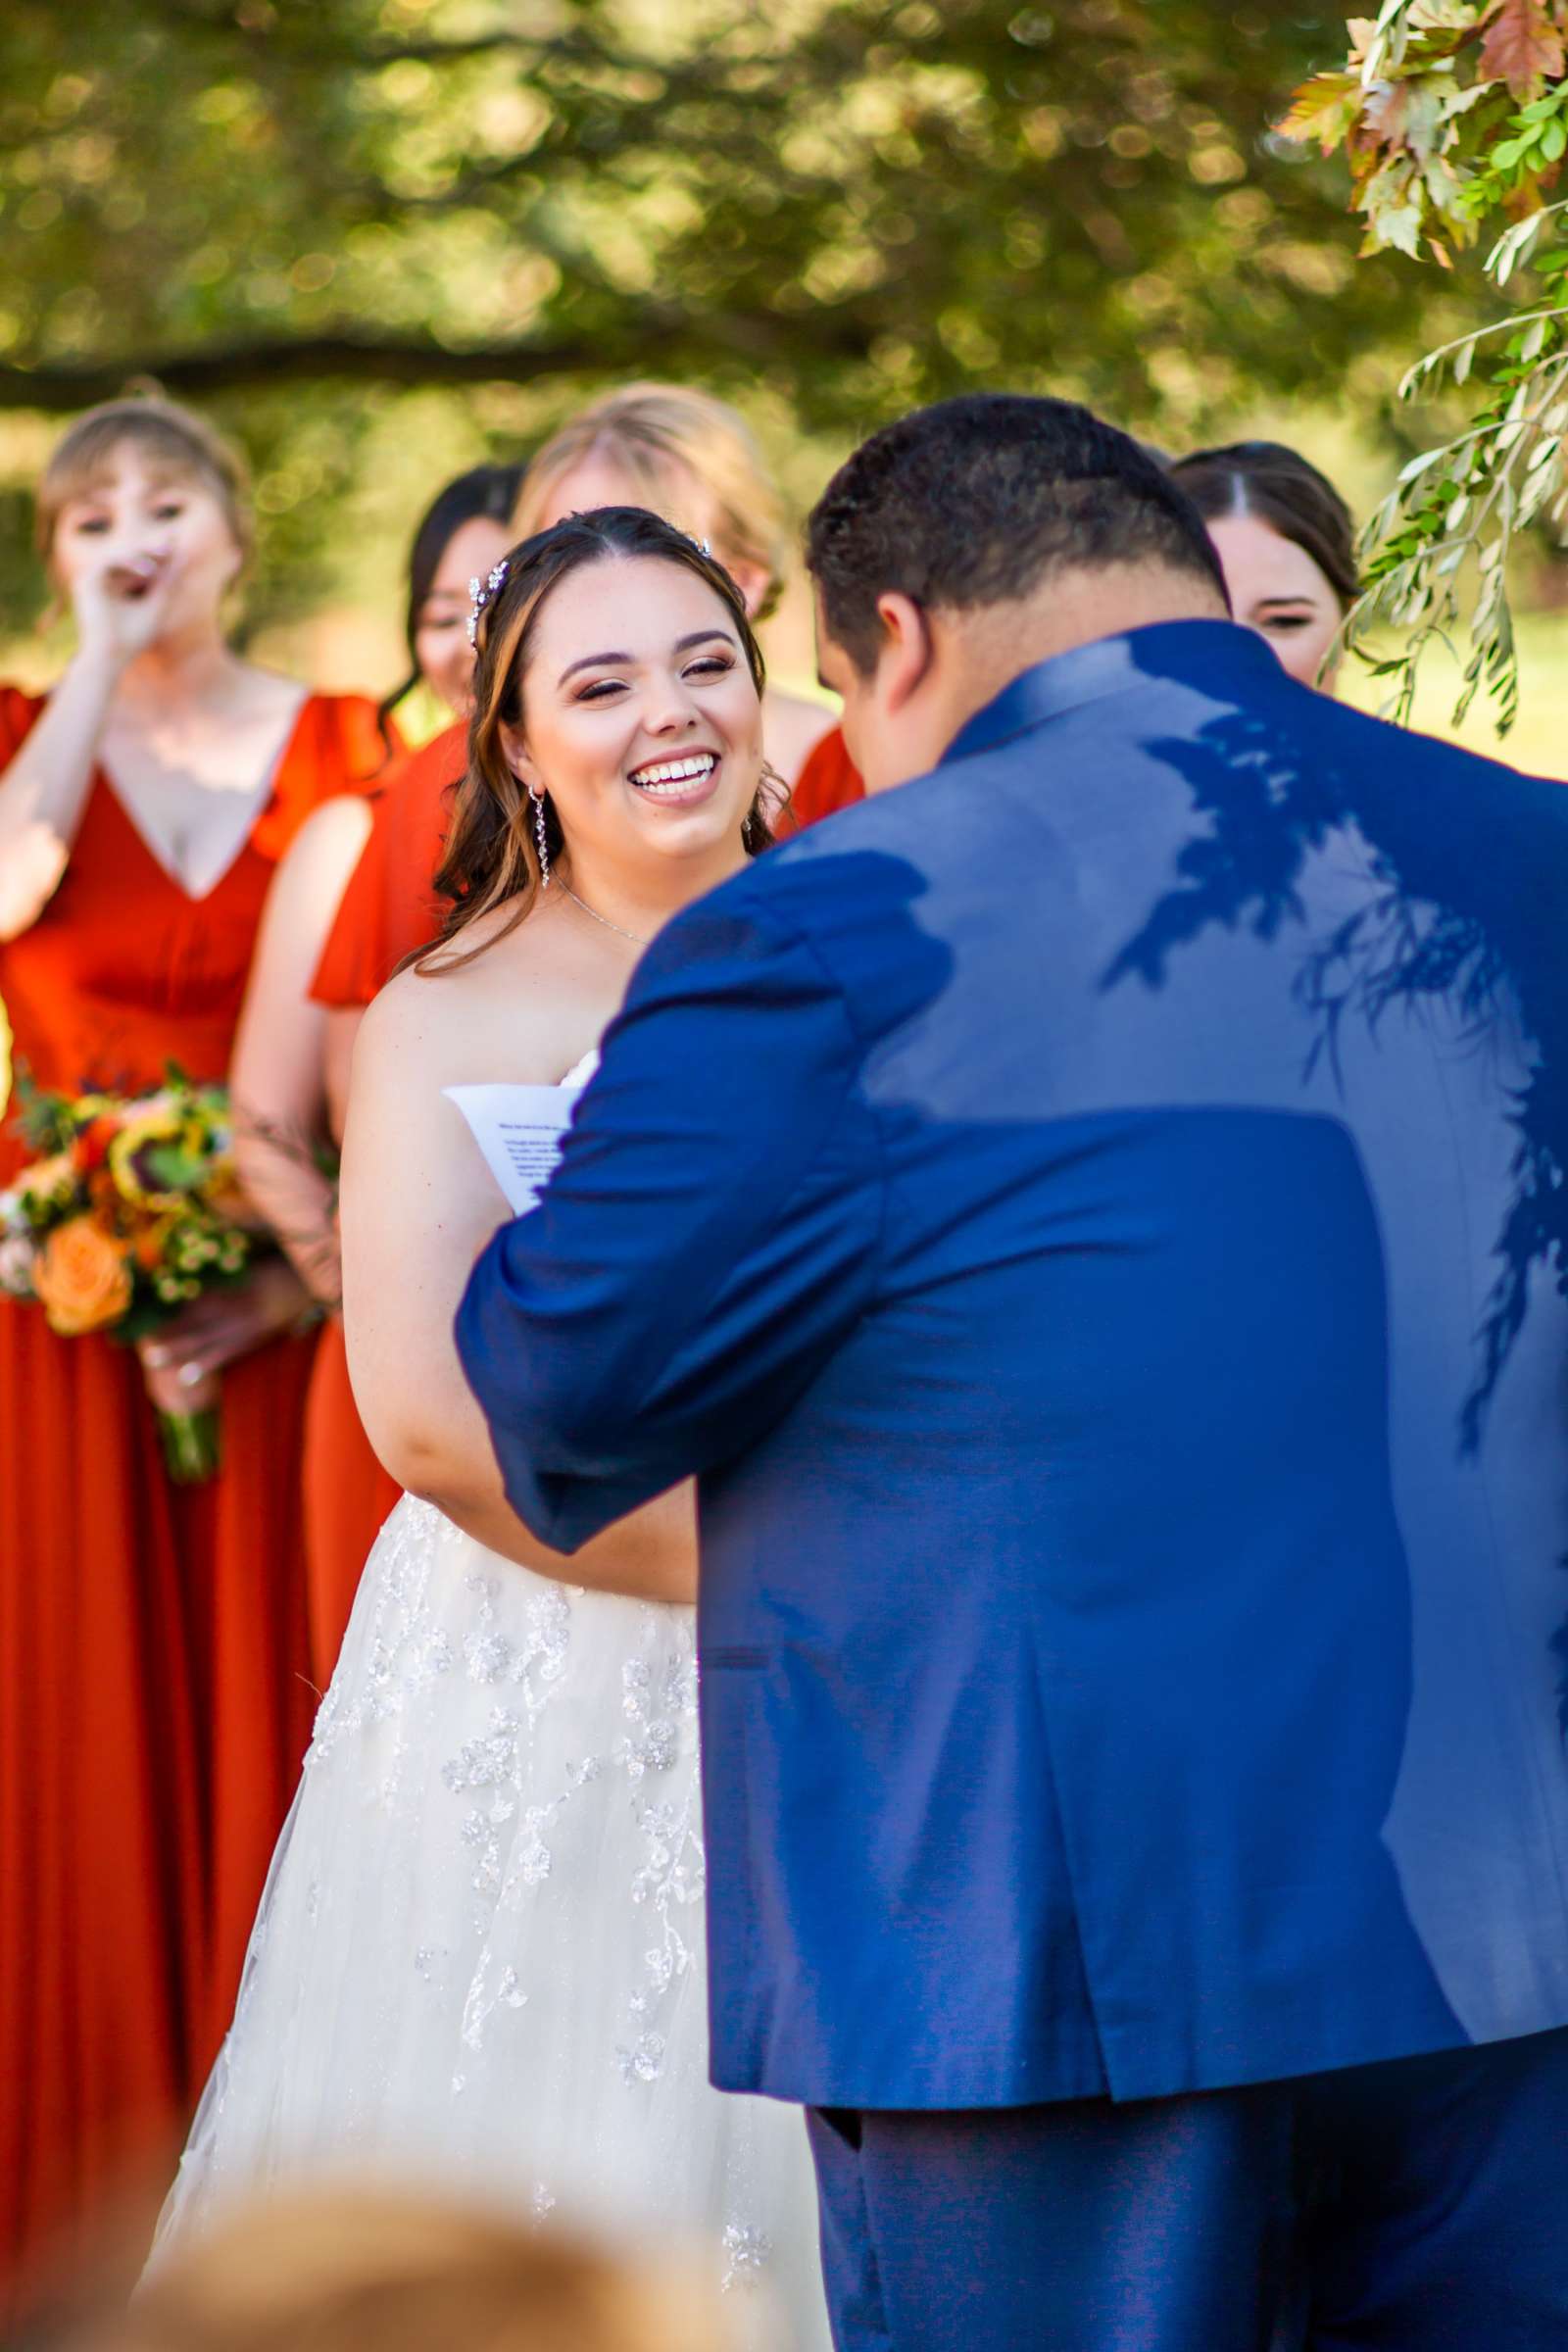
[{"xmin": 1283, "ymin": 0, "xmax": 1568, "ymax": 732}]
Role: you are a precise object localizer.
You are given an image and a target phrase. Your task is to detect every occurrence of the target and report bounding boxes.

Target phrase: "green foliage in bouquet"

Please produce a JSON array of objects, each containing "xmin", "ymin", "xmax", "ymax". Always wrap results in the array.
[
  {"xmin": 12, "ymin": 1061, "xmax": 77, "ymax": 1155},
  {"xmin": 0, "ymin": 1064, "xmax": 267, "ymax": 1477}
]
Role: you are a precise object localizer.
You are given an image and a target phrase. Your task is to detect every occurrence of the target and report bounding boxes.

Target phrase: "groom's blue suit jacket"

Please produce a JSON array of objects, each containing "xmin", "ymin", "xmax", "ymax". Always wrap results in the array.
[{"xmin": 458, "ymin": 621, "xmax": 1568, "ymax": 2109}]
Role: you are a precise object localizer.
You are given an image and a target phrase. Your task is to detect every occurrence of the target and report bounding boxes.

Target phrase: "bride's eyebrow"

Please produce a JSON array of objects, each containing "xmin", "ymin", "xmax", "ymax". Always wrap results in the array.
[
  {"xmin": 558, "ymin": 628, "xmax": 736, "ymax": 685},
  {"xmin": 560, "ymin": 649, "xmax": 631, "ymax": 683}
]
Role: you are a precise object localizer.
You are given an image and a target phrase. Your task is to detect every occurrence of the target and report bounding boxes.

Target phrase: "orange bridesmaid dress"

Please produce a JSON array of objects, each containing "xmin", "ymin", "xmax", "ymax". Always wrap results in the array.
[
  {"xmin": 787, "ymin": 724, "xmax": 864, "ymax": 829},
  {"xmin": 299, "ymin": 720, "xmax": 466, "ymax": 1687},
  {"xmin": 0, "ymin": 684, "xmax": 385, "ymax": 2301}
]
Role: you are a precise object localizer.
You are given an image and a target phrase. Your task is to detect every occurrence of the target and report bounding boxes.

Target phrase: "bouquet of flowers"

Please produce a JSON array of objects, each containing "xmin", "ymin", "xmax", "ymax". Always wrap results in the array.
[{"xmin": 0, "ymin": 1064, "xmax": 266, "ymax": 1480}]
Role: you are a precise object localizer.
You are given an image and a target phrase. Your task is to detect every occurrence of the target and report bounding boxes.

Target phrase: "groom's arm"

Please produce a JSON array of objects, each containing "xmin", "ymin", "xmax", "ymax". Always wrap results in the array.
[{"xmin": 455, "ymin": 881, "xmax": 884, "ymax": 1555}]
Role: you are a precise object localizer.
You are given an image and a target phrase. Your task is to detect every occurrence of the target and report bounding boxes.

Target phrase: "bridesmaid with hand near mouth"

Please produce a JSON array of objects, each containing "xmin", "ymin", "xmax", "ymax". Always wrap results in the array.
[{"xmin": 0, "ymin": 394, "xmax": 386, "ymax": 2310}]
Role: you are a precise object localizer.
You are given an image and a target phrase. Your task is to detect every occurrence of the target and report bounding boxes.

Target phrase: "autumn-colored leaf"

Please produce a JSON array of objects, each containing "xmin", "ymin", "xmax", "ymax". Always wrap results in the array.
[
  {"xmin": 1362, "ymin": 77, "xmax": 1413, "ymax": 146},
  {"xmin": 1383, "ymin": 76, "xmax": 1449, "ymax": 159},
  {"xmin": 1362, "ymin": 156, "xmax": 1428, "ymax": 253},
  {"xmin": 1440, "ymin": 78, "xmax": 1494, "ymax": 126},
  {"xmin": 1416, "ymin": 0, "xmax": 1492, "ymax": 26},
  {"xmin": 1503, "ymin": 173, "xmax": 1552, "ymax": 215},
  {"xmin": 1346, "ymin": 17, "xmax": 1379, "ymax": 67},
  {"xmin": 1479, "ymin": 0, "xmax": 1566, "ymax": 100},
  {"xmin": 1275, "ymin": 69, "xmax": 1362, "ymax": 152},
  {"xmin": 1422, "ymin": 150, "xmax": 1468, "ymax": 214}
]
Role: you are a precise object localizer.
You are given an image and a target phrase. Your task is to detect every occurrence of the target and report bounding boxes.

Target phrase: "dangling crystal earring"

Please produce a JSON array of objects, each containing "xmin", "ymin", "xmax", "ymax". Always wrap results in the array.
[{"xmin": 530, "ymin": 782, "xmax": 551, "ymax": 888}]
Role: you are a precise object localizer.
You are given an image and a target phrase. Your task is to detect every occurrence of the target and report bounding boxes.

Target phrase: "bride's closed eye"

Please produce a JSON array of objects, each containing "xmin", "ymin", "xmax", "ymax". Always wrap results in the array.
[{"xmin": 574, "ymin": 654, "xmax": 735, "ymax": 704}]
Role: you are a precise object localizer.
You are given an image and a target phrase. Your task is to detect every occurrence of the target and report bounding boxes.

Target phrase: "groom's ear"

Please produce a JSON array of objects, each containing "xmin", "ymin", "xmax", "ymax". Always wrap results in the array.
[{"xmin": 873, "ymin": 592, "xmax": 936, "ymax": 713}]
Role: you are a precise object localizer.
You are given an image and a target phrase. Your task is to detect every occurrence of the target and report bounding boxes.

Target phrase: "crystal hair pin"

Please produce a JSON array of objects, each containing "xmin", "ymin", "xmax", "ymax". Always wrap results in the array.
[{"xmin": 466, "ymin": 560, "xmax": 510, "ymax": 645}]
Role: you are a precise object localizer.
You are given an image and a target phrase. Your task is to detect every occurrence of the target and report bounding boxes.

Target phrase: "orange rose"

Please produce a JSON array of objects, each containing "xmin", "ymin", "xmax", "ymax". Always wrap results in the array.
[{"xmin": 33, "ymin": 1215, "xmax": 134, "ymax": 1336}]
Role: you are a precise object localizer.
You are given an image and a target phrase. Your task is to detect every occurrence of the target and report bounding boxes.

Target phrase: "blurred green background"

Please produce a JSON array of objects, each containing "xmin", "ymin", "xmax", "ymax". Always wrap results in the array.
[{"xmin": 2, "ymin": 0, "xmax": 1567, "ymax": 1109}]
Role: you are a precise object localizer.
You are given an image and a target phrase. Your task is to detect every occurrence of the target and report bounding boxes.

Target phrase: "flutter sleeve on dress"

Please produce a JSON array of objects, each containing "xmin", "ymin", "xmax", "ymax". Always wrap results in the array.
[
  {"xmin": 250, "ymin": 692, "xmax": 396, "ymax": 869},
  {"xmin": 455, "ymin": 873, "xmax": 885, "ymax": 1551},
  {"xmin": 311, "ymin": 720, "xmax": 466, "ymax": 1007}
]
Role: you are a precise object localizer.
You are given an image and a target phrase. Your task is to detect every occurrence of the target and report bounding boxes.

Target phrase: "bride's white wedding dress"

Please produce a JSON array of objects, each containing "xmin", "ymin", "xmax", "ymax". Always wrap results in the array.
[{"xmin": 157, "ymin": 1071, "xmax": 830, "ymax": 2348}]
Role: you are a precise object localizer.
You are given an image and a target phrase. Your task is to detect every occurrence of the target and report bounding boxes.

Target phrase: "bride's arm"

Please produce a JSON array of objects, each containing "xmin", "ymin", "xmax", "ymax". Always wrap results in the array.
[{"xmin": 340, "ymin": 974, "xmax": 696, "ymax": 1603}]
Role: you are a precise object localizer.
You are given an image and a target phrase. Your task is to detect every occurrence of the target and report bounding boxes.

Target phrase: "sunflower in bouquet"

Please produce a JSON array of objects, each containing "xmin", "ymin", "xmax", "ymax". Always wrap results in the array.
[{"xmin": 0, "ymin": 1064, "xmax": 266, "ymax": 1480}]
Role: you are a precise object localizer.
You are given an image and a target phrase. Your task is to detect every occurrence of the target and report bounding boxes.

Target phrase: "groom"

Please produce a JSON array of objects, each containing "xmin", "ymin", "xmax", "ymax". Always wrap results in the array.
[{"xmin": 457, "ymin": 396, "xmax": 1568, "ymax": 2348}]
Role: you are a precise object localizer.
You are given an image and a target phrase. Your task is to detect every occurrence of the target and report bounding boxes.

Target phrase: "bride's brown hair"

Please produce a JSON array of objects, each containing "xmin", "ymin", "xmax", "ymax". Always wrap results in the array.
[{"xmin": 417, "ymin": 508, "xmax": 774, "ymax": 974}]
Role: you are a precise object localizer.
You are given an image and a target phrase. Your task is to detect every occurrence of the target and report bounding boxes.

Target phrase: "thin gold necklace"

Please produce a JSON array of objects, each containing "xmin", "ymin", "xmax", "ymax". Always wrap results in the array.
[{"xmin": 559, "ymin": 879, "xmax": 650, "ymax": 947}]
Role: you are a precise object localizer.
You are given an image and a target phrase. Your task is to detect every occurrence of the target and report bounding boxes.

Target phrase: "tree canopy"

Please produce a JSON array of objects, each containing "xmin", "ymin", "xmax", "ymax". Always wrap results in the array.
[
  {"xmin": 3, "ymin": 4, "xmax": 1459, "ymax": 419},
  {"xmin": 0, "ymin": 2, "xmax": 1482, "ymax": 640}
]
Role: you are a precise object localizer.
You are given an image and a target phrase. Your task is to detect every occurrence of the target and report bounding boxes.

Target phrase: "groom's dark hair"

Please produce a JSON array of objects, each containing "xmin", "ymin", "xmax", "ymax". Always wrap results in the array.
[{"xmin": 807, "ymin": 394, "xmax": 1229, "ymax": 673}]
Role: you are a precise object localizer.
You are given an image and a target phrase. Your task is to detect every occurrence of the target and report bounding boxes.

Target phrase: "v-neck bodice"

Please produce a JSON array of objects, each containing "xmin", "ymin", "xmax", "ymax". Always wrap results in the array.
[
  {"xmin": 0, "ymin": 684, "xmax": 388, "ymax": 1179},
  {"xmin": 98, "ymin": 686, "xmax": 312, "ymax": 906}
]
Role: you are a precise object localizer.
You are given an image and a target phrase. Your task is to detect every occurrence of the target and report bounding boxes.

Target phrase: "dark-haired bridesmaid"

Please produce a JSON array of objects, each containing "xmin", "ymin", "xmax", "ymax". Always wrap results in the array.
[
  {"xmin": 1169, "ymin": 439, "xmax": 1358, "ymax": 691},
  {"xmin": 0, "ymin": 395, "xmax": 386, "ymax": 2302},
  {"xmin": 230, "ymin": 463, "xmax": 521, "ymax": 1690}
]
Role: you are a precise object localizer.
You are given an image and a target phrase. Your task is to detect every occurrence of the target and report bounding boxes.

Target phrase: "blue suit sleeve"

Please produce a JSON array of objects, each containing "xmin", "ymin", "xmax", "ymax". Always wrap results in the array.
[{"xmin": 455, "ymin": 881, "xmax": 883, "ymax": 1549}]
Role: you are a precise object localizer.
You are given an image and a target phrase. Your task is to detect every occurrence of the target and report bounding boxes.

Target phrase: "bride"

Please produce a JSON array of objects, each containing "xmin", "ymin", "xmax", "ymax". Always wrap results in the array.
[{"xmin": 157, "ymin": 508, "xmax": 830, "ymax": 2346}]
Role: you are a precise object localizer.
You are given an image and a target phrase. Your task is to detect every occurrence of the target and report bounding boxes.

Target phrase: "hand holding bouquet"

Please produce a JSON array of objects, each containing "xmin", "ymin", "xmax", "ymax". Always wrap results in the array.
[{"xmin": 0, "ymin": 1065, "xmax": 271, "ymax": 1480}]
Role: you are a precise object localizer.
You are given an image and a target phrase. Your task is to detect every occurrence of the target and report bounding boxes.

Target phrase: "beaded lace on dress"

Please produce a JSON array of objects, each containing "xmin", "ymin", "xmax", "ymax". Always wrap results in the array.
[{"xmin": 155, "ymin": 1061, "xmax": 828, "ymax": 2346}]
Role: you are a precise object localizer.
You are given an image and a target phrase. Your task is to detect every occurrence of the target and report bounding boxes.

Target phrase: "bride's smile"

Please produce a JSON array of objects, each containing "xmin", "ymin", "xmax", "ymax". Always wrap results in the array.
[
  {"xmin": 626, "ymin": 747, "xmax": 722, "ymax": 804},
  {"xmin": 504, "ymin": 553, "xmax": 764, "ymax": 880}
]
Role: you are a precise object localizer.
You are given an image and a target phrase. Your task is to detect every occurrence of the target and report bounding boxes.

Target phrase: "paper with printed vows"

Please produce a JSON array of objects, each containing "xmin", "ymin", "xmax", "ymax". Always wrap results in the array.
[{"xmin": 444, "ymin": 1084, "xmax": 586, "ymax": 1216}]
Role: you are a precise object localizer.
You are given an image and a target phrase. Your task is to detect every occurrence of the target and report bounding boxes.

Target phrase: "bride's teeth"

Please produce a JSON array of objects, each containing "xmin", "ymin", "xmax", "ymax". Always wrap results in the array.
[{"xmin": 631, "ymin": 754, "xmax": 717, "ymax": 793}]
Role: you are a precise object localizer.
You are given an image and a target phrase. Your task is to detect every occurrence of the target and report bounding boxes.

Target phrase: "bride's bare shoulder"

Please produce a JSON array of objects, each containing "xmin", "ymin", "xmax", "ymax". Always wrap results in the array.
[
  {"xmin": 354, "ymin": 962, "xmax": 462, "ymax": 1079},
  {"xmin": 354, "ymin": 900, "xmax": 584, "ymax": 1092}
]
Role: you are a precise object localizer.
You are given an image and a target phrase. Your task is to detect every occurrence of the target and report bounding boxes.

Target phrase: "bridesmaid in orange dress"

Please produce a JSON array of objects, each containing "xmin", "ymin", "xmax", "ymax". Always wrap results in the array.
[
  {"xmin": 230, "ymin": 466, "xmax": 518, "ymax": 1690},
  {"xmin": 0, "ymin": 396, "xmax": 385, "ymax": 2303},
  {"xmin": 311, "ymin": 717, "xmax": 466, "ymax": 1001},
  {"xmin": 786, "ymin": 724, "xmax": 864, "ymax": 829}
]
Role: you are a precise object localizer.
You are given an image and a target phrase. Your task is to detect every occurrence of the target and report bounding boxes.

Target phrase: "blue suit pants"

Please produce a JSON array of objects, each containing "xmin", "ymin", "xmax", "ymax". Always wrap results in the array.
[{"xmin": 807, "ymin": 2026, "xmax": 1568, "ymax": 2350}]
